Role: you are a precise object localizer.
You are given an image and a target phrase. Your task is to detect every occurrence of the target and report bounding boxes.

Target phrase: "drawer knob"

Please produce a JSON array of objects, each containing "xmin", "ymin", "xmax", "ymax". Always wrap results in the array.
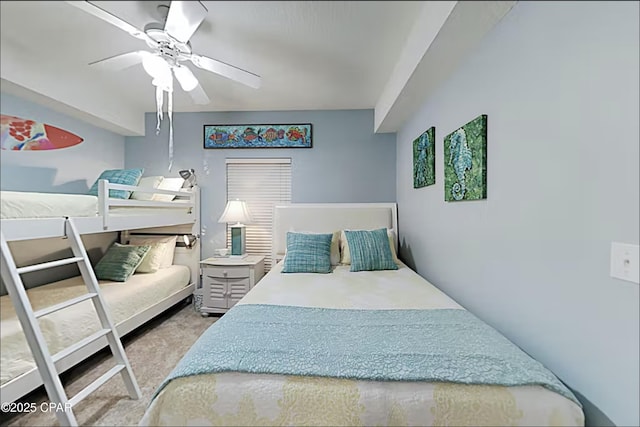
[{"xmin": 223, "ymin": 270, "xmax": 227, "ymax": 276}]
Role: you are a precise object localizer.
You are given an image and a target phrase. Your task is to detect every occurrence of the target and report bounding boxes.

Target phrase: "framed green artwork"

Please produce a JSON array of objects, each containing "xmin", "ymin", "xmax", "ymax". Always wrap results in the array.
[
  {"xmin": 444, "ymin": 115, "xmax": 487, "ymax": 201},
  {"xmin": 412, "ymin": 126, "xmax": 435, "ymax": 188}
]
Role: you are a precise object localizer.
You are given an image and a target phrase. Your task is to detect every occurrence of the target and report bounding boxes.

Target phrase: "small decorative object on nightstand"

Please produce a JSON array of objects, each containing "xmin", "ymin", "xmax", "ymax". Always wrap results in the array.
[{"xmin": 200, "ymin": 255, "xmax": 265, "ymax": 315}]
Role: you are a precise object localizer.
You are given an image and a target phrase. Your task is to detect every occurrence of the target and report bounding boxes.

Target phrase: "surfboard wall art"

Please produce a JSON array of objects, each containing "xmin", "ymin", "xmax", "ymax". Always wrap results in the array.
[{"xmin": 1, "ymin": 115, "xmax": 84, "ymax": 150}]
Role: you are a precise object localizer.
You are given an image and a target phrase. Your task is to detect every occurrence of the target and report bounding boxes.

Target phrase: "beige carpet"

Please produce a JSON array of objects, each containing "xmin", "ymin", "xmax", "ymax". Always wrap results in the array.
[{"xmin": 1, "ymin": 301, "xmax": 217, "ymax": 426}]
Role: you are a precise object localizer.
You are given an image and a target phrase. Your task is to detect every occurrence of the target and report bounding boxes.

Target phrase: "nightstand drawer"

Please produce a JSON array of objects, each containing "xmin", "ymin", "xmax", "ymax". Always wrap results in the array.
[
  {"xmin": 203, "ymin": 276, "xmax": 249, "ymax": 287},
  {"xmin": 203, "ymin": 266, "xmax": 250, "ymax": 279}
]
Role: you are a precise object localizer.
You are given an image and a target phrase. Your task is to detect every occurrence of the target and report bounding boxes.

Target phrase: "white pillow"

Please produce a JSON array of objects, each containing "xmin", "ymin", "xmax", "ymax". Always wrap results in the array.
[
  {"xmin": 127, "ymin": 235, "xmax": 177, "ymax": 268},
  {"xmin": 132, "ymin": 243, "xmax": 164, "ymax": 273},
  {"xmin": 340, "ymin": 229, "xmax": 399, "ymax": 265},
  {"xmin": 131, "ymin": 176, "xmax": 164, "ymax": 201},
  {"xmin": 289, "ymin": 230, "xmax": 341, "ymax": 265},
  {"xmin": 152, "ymin": 177, "xmax": 185, "ymax": 202}
]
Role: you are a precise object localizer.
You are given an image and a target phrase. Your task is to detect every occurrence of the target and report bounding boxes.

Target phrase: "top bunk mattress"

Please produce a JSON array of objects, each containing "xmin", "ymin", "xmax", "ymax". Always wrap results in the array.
[
  {"xmin": 0, "ymin": 191, "xmax": 191, "ymax": 220},
  {"xmin": 1, "ymin": 191, "xmax": 98, "ymax": 219}
]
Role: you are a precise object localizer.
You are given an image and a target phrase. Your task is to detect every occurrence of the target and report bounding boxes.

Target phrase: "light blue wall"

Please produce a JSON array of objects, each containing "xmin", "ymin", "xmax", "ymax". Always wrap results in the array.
[
  {"xmin": 126, "ymin": 109, "xmax": 396, "ymax": 258},
  {"xmin": 396, "ymin": 2, "xmax": 639, "ymax": 426},
  {"xmin": 0, "ymin": 92, "xmax": 125, "ymax": 193},
  {"xmin": 0, "ymin": 92, "xmax": 125, "ymax": 294}
]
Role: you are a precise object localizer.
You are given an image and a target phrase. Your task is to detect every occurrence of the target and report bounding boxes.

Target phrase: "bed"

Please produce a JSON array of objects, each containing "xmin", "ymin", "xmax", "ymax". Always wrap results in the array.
[
  {"xmin": 0, "ymin": 190, "xmax": 192, "ymax": 219},
  {"xmin": 0, "ymin": 181, "xmax": 201, "ymax": 406},
  {"xmin": 0, "ymin": 180, "xmax": 198, "ymax": 241},
  {"xmin": 0, "ymin": 265, "xmax": 193, "ymax": 403},
  {"xmin": 0, "ymin": 265, "xmax": 195, "ymax": 402},
  {"xmin": 0, "ymin": 191, "xmax": 100, "ymax": 219},
  {"xmin": 140, "ymin": 203, "xmax": 584, "ymax": 427}
]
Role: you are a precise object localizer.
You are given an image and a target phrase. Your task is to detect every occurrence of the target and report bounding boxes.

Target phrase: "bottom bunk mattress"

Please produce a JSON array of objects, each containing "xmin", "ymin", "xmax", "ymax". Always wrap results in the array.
[
  {"xmin": 141, "ymin": 263, "xmax": 584, "ymax": 427},
  {"xmin": 0, "ymin": 265, "xmax": 191, "ymax": 387}
]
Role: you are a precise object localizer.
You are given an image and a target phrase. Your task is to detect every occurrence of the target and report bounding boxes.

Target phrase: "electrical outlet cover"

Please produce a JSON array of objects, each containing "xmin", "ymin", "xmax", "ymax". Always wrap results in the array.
[{"xmin": 610, "ymin": 242, "xmax": 639, "ymax": 284}]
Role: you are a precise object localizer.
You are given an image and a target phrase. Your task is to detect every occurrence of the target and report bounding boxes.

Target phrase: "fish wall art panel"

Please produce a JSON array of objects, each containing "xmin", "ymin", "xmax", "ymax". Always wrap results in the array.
[
  {"xmin": 444, "ymin": 115, "xmax": 487, "ymax": 202},
  {"xmin": 1, "ymin": 115, "xmax": 83, "ymax": 150},
  {"xmin": 204, "ymin": 124, "xmax": 312, "ymax": 148},
  {"xmin": 413, "ymin": 126, "xmax": 435, "ymax": 189}
]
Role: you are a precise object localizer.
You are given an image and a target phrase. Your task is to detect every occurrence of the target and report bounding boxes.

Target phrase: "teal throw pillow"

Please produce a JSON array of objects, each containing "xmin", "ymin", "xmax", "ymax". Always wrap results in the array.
[
  {"xmin": 88, "ymin": 168, "xmax": 144, "ymax": 199},
  {"xmin": 282, "ymin": 232, "xmax": 333, "ymax": 274},
  {"xmin": 95, "ymin": 243, "xmax": 151, "ymax": 282},
  {"xmin": 344, "ymin": 228, "xmax": 398, "ymax": 272}
]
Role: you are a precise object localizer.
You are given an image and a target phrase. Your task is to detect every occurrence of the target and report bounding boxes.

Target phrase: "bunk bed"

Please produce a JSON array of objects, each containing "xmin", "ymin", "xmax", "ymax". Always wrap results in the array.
[
  {"xmin": 1, "ymin": 179, "xmax": 198, "ymax": 240},
  {"xmin": 0, "ymin": 180, "xmax": 201, "ymax": 418},
  {"xmin": 141, "ymin": 203, "xmax": 584, "ymax": 427}
]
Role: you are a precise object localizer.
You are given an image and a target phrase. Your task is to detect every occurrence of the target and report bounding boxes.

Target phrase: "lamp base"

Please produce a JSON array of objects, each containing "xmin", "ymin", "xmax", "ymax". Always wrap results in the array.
[{"xmin": 230, "ymin": 225, "xmax": 246, "ymax": 257}]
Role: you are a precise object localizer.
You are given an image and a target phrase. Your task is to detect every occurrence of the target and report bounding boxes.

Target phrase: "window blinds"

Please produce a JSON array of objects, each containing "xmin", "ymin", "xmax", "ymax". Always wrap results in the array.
[{"xmin": 226, "ymin": 158, "xmax": 292, "ymax": 271}]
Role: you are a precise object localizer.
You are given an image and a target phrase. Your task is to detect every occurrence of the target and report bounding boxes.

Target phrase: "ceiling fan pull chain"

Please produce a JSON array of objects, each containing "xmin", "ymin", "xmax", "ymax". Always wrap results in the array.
[
  {"xmin": 155, "ymin": 85, "xmax": 164, "ymax": 135},
  {"xmin": 168, "ymin": 89, "xmax": 174, "ymax": 172}
]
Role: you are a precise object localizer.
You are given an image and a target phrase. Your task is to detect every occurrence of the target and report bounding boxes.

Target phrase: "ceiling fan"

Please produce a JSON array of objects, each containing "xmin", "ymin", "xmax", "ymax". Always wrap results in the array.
[{"xmin": 67, "ymin": 1, "xmax": 262, "ymax": 105}]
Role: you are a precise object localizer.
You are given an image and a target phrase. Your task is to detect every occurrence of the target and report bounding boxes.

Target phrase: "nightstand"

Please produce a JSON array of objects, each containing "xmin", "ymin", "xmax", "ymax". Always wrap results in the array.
[{"xmin": 199, "ymin": 255, "xmax": 265, "ymax": 315}]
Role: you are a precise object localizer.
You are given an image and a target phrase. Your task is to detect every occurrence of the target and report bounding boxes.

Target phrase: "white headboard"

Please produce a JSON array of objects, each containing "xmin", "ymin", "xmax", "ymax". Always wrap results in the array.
[{"xmin": 273, "ymin": 203, "xmax": 398, "ymax": 261}]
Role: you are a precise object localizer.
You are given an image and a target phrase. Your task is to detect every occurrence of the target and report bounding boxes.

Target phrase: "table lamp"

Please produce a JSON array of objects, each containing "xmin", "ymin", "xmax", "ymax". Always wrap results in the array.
[{"xmin": 218, "ymin": 199, "xmax": 252, "ymax": 257}]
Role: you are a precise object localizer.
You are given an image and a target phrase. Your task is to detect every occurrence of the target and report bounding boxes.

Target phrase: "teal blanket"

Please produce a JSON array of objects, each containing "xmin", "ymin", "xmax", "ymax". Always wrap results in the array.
[{"xmin": 155, "ymin": 304, "xmax": 579, "ymax": 405}]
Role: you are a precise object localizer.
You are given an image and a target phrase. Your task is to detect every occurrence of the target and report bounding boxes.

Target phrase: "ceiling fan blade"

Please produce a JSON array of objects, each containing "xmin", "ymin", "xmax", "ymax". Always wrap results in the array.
[
  {"xmin": 188, "ymin": 83, "xmax": 211, "ymax": 105},
  {"xmin": 66, "ymin": 1, "xmax": 155, "ymax": 45},
  {"xmin": 189, "ymin": 54, "xmax": 261, "ymax": 89},
  {"xmin": 164, "ymin": 1, "xmax": 208, "ymax": 44},
  {"xmin": 89, "ymin": 51, "xmax": 146, "ymax": 71}
]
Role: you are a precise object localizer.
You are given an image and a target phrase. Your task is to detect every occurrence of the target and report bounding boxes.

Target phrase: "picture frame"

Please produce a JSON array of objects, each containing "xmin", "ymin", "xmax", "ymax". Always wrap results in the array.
[
  {"xmin": 203, "ymin": 124, "xmax": 312, "ymax": 149},
  {"xmin": 412, "ymin": 126, "xmax": 435, "ymax": 188},
  {"xmin": 444, "ymin": 114, "xmax": 487, "ymax": 202}
]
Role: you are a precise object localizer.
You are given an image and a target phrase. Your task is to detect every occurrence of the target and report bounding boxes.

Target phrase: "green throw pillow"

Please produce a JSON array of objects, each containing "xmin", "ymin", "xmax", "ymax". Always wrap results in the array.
[
  {"xmin": 95, "ymin": 243, "xmax": 150, "ymax": 282},
  {"xmin": 282, "ymin": 232, "xmax": 333, "ymax": 274},
  {"xmin": 344, "ymin": 228, "xmax": 398, "ymax": 272}
]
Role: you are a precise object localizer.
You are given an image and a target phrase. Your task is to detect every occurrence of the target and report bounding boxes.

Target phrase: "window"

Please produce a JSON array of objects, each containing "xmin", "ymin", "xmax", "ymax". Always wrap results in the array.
[{"xmin": 226, "ymin": 158, "xmax": 292, "ymax": 271}]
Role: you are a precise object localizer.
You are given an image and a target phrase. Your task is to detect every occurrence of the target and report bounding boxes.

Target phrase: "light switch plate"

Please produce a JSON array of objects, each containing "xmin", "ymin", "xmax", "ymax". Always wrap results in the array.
[{"xmin": 610, "ymin": 242, "xmax": 639, "ymax": 284}]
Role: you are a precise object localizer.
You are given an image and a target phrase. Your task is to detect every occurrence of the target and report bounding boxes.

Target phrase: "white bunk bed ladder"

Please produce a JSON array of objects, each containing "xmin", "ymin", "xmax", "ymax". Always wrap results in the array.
[{"xmin": 0, "ymin": 218, "xmax": 141, "ymax": 427}]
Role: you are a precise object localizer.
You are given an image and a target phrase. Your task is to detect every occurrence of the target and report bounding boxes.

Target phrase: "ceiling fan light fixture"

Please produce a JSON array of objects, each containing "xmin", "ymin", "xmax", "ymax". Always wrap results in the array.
[
  {"xmin": 142, "ymin": 55, "xmax": 172, "ymax": 91},
  {"xmin": 71, "ymin": 0, "xmax": 261, "ymax": 171},
  {"xmin": 142, "ymin": 53, "xmax": 170, "ymax": 80},
  {"xmin": 173, "ymin": 65, "xmax": 199, "ymax": 92}
]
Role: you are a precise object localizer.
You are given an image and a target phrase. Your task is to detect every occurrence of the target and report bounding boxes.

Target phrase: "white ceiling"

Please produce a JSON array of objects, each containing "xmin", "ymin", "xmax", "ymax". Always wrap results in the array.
[{"xmin": 0, "ymin": 1, "xmax": 515, "ymax": 136}]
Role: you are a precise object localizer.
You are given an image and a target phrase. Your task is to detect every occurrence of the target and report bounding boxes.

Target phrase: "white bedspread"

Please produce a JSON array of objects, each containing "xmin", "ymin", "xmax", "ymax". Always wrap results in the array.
[
  {"xmin": 240, "ymin": 261, "xmax": 462, "ymax": 310},
  {"xmin": 0, "ymin": 265, "xmax": 190, "ymax": 386},
  {"xmin": 0, "ymin": 191, "xmax": 191, "ymax": 219},
  {"xmin": 0, "ymin": 191, "xmax": 97, "ymax": 219},
  {"xmin": 141, "ymin": 263, "xmax": 584, "ymax": 427}
]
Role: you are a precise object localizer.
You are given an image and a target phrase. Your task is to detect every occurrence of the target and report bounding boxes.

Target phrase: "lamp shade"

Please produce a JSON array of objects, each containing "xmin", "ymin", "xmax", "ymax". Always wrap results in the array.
[
  {"xmin": 173, "ymin": 65, "xmax": 199, "ymax": 92},
  {"xmin": 142, "ymin": 53, "xmax": 168, "ymax": 79},
  {"xmin": 218, "ymin": 200, "xmax": 252, "ymax": 225},
  {"xmin": 142, "ymin": 53, "xmax": 172, "ymax": 90}
]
